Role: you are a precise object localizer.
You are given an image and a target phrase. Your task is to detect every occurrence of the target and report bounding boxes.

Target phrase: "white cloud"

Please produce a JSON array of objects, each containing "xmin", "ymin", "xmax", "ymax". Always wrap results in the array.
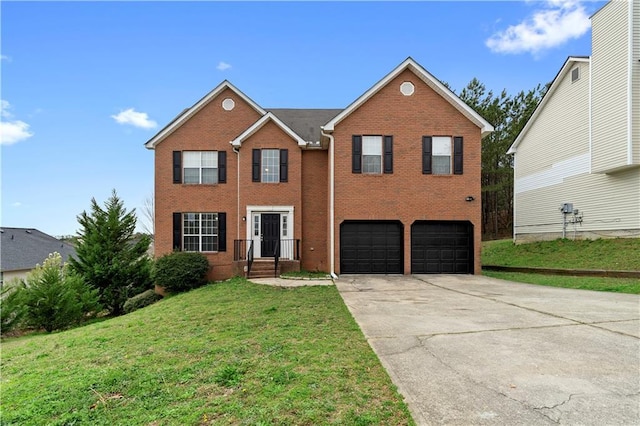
[
  {"xmin": 1, "ymin": 55, "xmax": 11, "ymax": 62},
  {"xmin": 217, "ymin": 61, "xmax": 232, "ymax": 71},
  {"xmin": 0, "ymin": 121, "xmax": 34, "ymax": 145},
  {"xmin": 1, "ymin": 100, "xmax": 12, "ymax": 118},
  {"xmin": 111, "ymin": 108, "xmax": 157, "ymax": 129},
  {"xmin": 11, "ymin": 202, "xmax": 22, "ymax": 208},
  {"xmin": 0, "ymin": 100, "xmax": 34, "ymax": 145},
  {"xmin": 486, "ymin": 0, "xmax": 591, "ymax": 55}
]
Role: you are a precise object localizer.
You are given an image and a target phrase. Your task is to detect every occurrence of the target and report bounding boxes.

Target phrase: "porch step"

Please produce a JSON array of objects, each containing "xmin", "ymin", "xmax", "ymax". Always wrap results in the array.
[{"xmin": 248, "ymin": 260, "xmax": 281, "ymax": 279}]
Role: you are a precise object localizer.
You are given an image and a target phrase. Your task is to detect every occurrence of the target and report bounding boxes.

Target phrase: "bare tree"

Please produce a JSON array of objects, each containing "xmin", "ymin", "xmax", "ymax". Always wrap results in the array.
[{"xmin": 140, "ymin": 194, "xmax": 154, "ymax": 237}]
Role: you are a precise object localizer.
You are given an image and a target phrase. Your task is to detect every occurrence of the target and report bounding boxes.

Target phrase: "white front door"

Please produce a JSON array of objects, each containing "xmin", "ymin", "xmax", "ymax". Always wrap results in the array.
[{"xmin": 247, "ymin": 206, "xmax": 294, "ymax": 260}]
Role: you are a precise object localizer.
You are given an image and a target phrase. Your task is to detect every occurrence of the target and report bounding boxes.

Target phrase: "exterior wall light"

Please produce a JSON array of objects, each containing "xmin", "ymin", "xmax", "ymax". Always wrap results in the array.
[{"xmin": 465, "ymin": 196, "xmax": 475, "ymax": 202}]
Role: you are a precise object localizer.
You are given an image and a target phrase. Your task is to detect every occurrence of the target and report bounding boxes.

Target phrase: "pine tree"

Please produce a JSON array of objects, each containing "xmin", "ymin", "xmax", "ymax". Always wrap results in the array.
[{"xmin": 69, "ymin": 190, "xmax": 152, "ymax": 316}]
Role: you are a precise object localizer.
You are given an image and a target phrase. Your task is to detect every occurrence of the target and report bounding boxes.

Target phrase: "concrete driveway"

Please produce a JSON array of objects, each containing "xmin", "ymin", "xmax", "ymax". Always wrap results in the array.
[{"xmin": 335, "ymin": 275, "xmax": 640, "ymax": 425}]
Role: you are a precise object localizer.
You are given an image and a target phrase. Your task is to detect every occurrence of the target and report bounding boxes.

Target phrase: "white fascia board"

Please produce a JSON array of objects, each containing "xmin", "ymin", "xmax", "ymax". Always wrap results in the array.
[
  {"xmin": 323, "ymin": 57, "xmax": 494, "ymax": 137},
  {"xmin": 508, "ymin": 56, "xmax": 591, "ymax": 155},
  {"xmin": 230, "ymin": 112, "xmax": 306, "ymax": 148},
  {"xmin": 145, "ymin": 80, "xmax": 266, "ymax": 149}
]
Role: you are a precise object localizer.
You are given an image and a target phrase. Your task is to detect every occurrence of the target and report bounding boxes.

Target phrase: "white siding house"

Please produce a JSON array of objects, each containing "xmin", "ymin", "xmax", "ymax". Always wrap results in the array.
[{"xmin": 508, "ymin": 0, "xmax": 640, "ymax": 242}]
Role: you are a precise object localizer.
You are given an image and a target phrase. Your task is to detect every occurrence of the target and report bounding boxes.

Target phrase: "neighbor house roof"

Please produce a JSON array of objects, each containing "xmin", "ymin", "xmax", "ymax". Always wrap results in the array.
[
  {"xmin": 1, "ymin": 227, "xmax": 77, "ymax": 272},
  {"xmin": 145, "ymin": 80, "xmax": 266, "ymax": 149},
  {"xmin": 508, "ymin": 56, "xmax": 590, "ymax": 155},
  {"xmin": 323, "ymin": 57, "xmax": 495, "ymax": 138}
]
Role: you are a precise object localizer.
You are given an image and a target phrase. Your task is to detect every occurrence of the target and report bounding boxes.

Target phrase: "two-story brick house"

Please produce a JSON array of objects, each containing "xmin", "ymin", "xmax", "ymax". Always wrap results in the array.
[{"xmin": 146, "ymin": 58, "xmax": 493, "ymax": 280}]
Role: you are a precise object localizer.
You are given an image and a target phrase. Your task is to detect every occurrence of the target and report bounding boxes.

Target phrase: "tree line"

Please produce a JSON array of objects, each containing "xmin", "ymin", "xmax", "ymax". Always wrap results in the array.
[{"xmin": 456, "ymin": 78, "xmax": 546, "ymax": 240}]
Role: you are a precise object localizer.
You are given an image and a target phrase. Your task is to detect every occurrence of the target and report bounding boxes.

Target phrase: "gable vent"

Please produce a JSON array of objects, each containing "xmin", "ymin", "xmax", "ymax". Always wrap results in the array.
[
  {"xmin": 222, "ymin": 98, "xmax": 235, "ymax": 111},
  {"xmin": 400, "ymin": 81, "xmax": 415, "ymax": 96},
  {"xmin": 571, "ymin": 67, "xmax": 580, "ymax": 83}
]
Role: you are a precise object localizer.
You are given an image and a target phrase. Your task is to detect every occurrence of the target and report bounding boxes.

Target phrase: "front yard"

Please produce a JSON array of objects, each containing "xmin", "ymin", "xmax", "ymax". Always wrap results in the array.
[{"xmin": 1, "ymin": 278, "xmax": 413, "ymax": 425}]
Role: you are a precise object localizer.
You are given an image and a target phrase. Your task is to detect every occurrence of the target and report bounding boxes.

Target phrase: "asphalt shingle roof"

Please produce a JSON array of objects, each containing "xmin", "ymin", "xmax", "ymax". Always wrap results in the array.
[
  {"xmin": 1, "ymin": 227, "xmax": 77, "ymax": 272},
  {"xmin": 267, "ymin": 109, "xmax": 343, "ymax": 143}
]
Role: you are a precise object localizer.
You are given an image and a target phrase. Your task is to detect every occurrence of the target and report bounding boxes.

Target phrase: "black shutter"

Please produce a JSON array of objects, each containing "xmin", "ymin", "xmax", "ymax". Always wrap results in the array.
[
  {"xmin": 218, "ymin": 151, "xmax": 227, "ymax": 183},
  {"xmin": 279, "ymin": 149, "xmax": 288, "ymax": 182},
  {"xmin": 352, "ymin": 135, "xmax": 362, "ymax": 173},
  {"xmin": 453, "ymin": 137, "xmax": 463, "ymax": 175},
  {"xmin": 217, "ymin": 212, "xmax": 226, "ymax": 252},
  {"xmin": 173, "ymin": 212, "xmax": 182, "ymax": 250},
  {"xmin": 422, "ymin": 136, "xmax": 432, "ymax": 174},
  {"xmin": 383, "ymin": 136, "xmax": 393, "ymax": 174},
  {"xmin": 252, "ymin": 149, "xmax": 261, "ymax": 182},
  {"xmin": 173, "ymin": 151, "xmax": 182, "ymax": 183}
]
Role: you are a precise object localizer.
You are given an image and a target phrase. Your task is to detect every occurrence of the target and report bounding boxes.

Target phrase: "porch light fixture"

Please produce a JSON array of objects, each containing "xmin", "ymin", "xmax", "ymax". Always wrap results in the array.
[
  {"xmin": 465, "ymin": 196, "xmax": 475, "ymax": 202},
  {"xmin": 242, "ymin": 216, "xmax": 246, "ymax": 221}
]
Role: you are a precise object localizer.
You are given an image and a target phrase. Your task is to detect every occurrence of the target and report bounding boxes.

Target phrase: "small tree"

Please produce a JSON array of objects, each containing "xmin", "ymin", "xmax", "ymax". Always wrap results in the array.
[
  {"xmin": 20, "ymin": 253, "xmax": 101, "ymax": 332},
  {"xmin": 1, "ymin": 281, "xmax": 27, "ymax": 335},
  {"xmin": 70, "ymin": 190, "xmax": 152, "ymax": 316}
]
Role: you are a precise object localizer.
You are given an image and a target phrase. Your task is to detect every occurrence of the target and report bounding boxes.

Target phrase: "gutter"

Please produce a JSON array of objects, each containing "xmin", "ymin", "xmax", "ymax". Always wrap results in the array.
[{"xmin": 321, "ymin": 126, "xmax": 338, "ymax": 280}]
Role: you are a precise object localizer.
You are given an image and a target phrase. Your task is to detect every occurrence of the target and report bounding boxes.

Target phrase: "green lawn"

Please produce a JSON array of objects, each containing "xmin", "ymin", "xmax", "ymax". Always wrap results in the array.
[
  {"xmin": 483, "ymin": 271, "xmax": 640, "ymax": 294},
  {"xmin": 482, "ymin": 238, "xmax": 640, "ymax": 294},
  {"xmin": 280, "ymin": 270, "xmax": 332, "ymax": 279},
  {"xmin": 2, "ymin": 278, "xmax": 414, "ymax": 425},
  {"xmin": 482, "ymin": 238, "xmax": 640, "ymax": 270}
]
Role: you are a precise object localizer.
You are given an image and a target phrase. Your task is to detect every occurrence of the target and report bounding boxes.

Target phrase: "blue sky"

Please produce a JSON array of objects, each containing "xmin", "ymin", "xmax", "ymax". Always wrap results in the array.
[{"xmin": 1, "ymin": 0, "xmax": 606, "ymax": 237}]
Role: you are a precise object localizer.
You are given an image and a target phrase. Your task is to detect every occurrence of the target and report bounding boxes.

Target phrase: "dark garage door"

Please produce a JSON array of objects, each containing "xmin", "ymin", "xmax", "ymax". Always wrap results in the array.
[
  {"xmin": 411, "ymin": 221, "xmax": 473, "ymax": 274},
  {"xmin": 340, "ymin": 221, "xmax": 403, "ymax": 274}
]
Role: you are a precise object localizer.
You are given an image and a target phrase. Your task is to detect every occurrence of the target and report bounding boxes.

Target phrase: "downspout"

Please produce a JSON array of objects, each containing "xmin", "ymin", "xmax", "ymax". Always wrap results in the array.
[
  {"xmin": 321, "ymin": 127, "xmax": 338, "ymax": 279},
  {"xmin": 232, "ymin": 146, "xmax": 240, "ymax": 239},
  {"xmin": 626, "ymin": 0, "xmax": 633, "ymax": 165}
]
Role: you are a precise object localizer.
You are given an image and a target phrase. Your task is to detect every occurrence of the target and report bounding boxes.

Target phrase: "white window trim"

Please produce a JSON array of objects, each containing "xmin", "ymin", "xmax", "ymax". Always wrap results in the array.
[
  {"xmin": 183, "ymin": 212, "xmax": 218, "ymax": 252},
  {"xmin": 183, "ymin": 151, "xmax": 218, "ymax": 184},
  {"xmin": 261, "ymin": 149, "xmax": 280, "ymax": 183},
  {"xmin": 432, "ymin": 136, "xmax": 452, "ymax": 175},
  {"xmin": 362, "ymin": 135, "xmax": 383, "ymax": 174}
]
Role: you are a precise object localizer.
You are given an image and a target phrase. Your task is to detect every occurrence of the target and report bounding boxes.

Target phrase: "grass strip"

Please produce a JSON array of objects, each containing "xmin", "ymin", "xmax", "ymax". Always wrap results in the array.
[
  {"xmin": 482, "ymin": 238, "xmax": 640, "ymax": 271},
  {"xmin": 483, "ymin": 270, "xmax": 640, "ymax": 294}
]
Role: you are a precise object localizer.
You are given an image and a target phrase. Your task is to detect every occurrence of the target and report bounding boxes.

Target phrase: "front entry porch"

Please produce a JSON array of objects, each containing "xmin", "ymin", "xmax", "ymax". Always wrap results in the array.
[{"xmin": 233, "ymin": 239, "xmax": 301, "ymax": 278}]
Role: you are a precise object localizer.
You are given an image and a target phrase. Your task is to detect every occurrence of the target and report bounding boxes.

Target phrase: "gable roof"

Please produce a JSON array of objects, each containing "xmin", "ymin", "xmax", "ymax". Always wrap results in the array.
[
  {"xmin": 323, "ymin": 57, "xmax": 494, "ymax": 138},
  {"xmin": 268, "ymin": 109, "xmax": 343, "ymax": 143},
  {"xmin": 230, "ymin": 112, "xmax": 310, "ymax": 148},
  {"xmin": 1, "ymin": 227, "xmax": 77, "ymax": 272},
  {"xmin": 145, "ymin": 80, "xmax": 266, "ymax": 149},
  {"xmin": 508, "ymin": 56, "xmax": 590, "ymax": 154}
]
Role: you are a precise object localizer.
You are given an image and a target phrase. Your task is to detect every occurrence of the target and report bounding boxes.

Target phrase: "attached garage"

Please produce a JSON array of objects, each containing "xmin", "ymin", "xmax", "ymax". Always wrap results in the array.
[
  {"xmin": 340, "ymin": 221, "xmax": 403, "ymax": 274},
  {"xmin": 411, "ymin": 221, "xmax": 473, "ymax": 274}
]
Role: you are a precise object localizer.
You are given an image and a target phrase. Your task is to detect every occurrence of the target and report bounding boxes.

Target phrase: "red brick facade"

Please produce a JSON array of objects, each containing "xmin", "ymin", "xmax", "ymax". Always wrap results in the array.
[
  {"xmin": 332, "ymin": 70, "xmax": 483, "ymax": 274},
  {"xmin": 147, "ymin": 59, "xmax": 492, "ymax": 279}
]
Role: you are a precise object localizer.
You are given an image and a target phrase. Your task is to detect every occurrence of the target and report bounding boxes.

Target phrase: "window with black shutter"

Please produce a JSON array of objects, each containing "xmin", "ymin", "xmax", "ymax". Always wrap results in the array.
[
  {"xmin": 353, "ymin": 135, "xmax": 389, "ymax": 174},
  {"xmin": 453, "ymin": 137, "xmax": 463, "ymax": 175},
  {"xmin": 383, "ymin": 136, "xmax": 393, "ymax": 174},
  {"xmin": 173, "ymin": 212, "xmax": 182, "ymax": 250},
  {"xmin": 177, "ymin": 212, "xmax": 225, "ymax": 252},
  {"xmin": 422, "ymin": 136, "xmax": 462, "ymax": 175},
  {"xmin": 252, "ymin": 149, "xmax": 288, "ymax": 183},
  {"xmin": 279, "ymin": 149, "xmax": 288, "ymax": 182},
  {"xmin": 252, "ymin": 149, "xmax": 261, "ymax": 182},
  {"xmin": 422, "ymin": 137, "xmax": 432, "ymax": 174},
  {"xmin": 218, "ymin": 151, "xmax": 227, "ymax": 183},
  {"xmin": 173, "ymin": 151, "xmax": 182, "ymax": 183},
  {"xmin": 352, "ymin": 135, "xmax": 362, "ymax": 173}
]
